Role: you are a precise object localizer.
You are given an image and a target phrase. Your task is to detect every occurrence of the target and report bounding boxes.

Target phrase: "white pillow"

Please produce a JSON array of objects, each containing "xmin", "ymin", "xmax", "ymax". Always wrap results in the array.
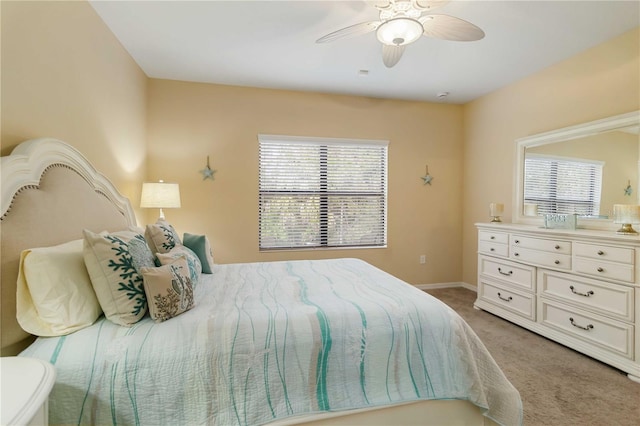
[
  {"xmin": 83, "ymin": 229, "xmax": 147, "ymax": 326},
  {"xmin": 16, "ymin": 239, "xmax": 102, "ymax": 336}
]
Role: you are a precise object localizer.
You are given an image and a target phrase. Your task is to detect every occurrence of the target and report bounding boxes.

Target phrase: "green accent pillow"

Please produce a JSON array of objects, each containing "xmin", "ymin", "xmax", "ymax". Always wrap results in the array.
[
  {"xmin": 140, "ymin": 256, "xmax": 194, "ymax": 323},
  {"xmin": 183, "ymin": 233, "xmax": 215, "ymax": 274},
  {"xmin": 83, "ymin": 229, "xmax": 147, "ymax": 326}
]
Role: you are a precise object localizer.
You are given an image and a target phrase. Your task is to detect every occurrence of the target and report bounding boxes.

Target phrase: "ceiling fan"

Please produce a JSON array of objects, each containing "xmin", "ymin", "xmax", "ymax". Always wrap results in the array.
[{"xmin": 316, "ymin": 0, "xmax": 485, "ymax": 68}]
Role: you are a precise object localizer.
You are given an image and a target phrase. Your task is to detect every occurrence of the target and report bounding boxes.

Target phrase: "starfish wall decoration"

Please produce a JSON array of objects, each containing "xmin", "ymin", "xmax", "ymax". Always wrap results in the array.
[
  {"xmin": 200, "ymin": 156, "xmax": 216, "ymax": 181},
  {"xmin": 421, "ymin": 165, "xmax": 433, "ymax": 185}
]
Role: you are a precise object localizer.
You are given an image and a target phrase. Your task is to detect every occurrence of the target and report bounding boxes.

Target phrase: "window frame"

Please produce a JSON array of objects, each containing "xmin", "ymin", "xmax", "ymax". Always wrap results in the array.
[{"xmin": 258, "ymin": 134, "xmax": 388, "ymax": 251}]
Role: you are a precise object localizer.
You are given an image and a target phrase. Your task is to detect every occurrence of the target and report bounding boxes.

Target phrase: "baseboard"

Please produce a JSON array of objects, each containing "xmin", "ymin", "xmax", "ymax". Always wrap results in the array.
[{"xmin": 414, "ymin": 282, "xmax": 477, "ymax": 292}]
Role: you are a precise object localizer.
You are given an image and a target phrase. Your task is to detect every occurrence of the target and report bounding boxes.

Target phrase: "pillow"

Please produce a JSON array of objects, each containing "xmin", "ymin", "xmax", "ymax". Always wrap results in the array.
[
  {"xmin": 145, "ymin": 219, "xmax": 181, "ymax": 255},
  {"xmin": 156, "ymin": 245, "xmax": 201, "ymax": 287},
  {"xmin": 140, "ymin": 256, "xmax": 194, "ymax": 322},
  {"xmin": 83, "ymin": 229, "xmax": 147, "ymax": 326},
  {"xmin": 128, "ymin": 237, "xmax": 157, "ymax": 272},
  {"xmin": 183, "ymin": 233, "xmax": 215, "ymax": 274},
  {"xmin": 16, "ymin": 239, "xmax": 102, "ymax": 336}
]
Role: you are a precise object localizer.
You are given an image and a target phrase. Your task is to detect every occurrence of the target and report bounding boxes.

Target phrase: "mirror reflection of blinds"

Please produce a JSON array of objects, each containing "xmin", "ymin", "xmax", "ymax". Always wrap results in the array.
[
  {"xmin": 258, "ymin": 135, "xmax": 388, "ymax": 250},
  {"xmin": 524, "ymin": 154, "xmax": 603, "ymax": 216}
]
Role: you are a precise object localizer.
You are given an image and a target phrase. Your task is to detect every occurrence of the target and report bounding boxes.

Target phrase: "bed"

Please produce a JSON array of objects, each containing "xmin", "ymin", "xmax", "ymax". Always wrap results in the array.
[{"xmin": 1, "ymin": 138, "xmax": 522, "ymax": 426}]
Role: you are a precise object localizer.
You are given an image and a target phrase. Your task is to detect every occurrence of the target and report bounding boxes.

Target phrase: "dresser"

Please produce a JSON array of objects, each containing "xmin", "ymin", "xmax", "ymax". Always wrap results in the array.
[{"xmin": 474, "ymin": 223, "xmax": 640, "ymax": 382}]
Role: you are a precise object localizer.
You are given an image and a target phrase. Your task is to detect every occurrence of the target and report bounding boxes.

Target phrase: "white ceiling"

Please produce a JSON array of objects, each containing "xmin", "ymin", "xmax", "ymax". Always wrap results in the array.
[{"xmin": 89, "ymin": 1, "xmax": 640, "ymax": 104}]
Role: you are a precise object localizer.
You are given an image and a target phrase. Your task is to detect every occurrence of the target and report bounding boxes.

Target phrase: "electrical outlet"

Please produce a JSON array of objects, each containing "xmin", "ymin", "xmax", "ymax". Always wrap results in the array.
[{"xmin": 419, "ymin": 255, "xmax": 426, "ymax": 264}]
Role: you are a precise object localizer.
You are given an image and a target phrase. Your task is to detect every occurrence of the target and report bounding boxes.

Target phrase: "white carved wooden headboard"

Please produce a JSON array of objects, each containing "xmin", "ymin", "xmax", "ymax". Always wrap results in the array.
[{"xmin": 1, "ymin": 138, "xmax": 136, "ymax": 355}]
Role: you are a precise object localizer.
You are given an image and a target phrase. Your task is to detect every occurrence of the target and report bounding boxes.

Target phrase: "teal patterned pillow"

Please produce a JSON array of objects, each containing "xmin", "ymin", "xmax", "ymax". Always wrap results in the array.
[
  {"xmin": 140, "ymin": 256, "xmax": 194, "ymax": 323},
  {"xmin": 128, "ymin": 237, "xmax": 156, "ymax": 272},
  {"xmin": 83, "ymin": 229, "xmax": 147, "ymax": 326},
  {"xmin": 156, "ymin": 245, "xmax": 201, "ymax": 288},
  {"xmin": 145, "ymin": 219, "xmax": 181, "ymax": 255}
]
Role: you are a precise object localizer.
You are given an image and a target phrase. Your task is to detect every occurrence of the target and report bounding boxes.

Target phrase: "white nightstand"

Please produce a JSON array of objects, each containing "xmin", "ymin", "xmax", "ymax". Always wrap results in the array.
[{"xmin": 1, "ymin": 357, "xmax": 56, "ymax": 426}]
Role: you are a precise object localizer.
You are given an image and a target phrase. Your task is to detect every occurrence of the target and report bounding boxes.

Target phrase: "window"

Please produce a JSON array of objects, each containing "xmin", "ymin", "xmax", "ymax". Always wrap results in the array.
[
  {"xmin": 524, "ymin": 154, "xmax": 603, "ymax": 216},
  {"xmin": 258, "ymin": 135, "xmax": 388, "ymax": 250}
]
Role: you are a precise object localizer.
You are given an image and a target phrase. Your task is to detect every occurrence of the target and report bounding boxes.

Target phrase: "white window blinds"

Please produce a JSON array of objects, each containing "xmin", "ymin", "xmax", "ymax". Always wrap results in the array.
[
  {"xmin": 259, "ymin": 135, "xmax": 388, "ymax": 250},
  {"xmin": 524, "ymin": 154, "xmax": 603, "ymax": 216}
]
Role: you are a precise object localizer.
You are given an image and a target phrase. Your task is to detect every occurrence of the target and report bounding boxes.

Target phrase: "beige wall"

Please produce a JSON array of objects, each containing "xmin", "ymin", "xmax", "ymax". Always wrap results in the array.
[
  {"xmin": 2, "ymin": 0, "xmax": 637, "ymax": 288},
  {"xmin": 1, "ymin": 0, "xmax": 147, "ymax": 206},
  {"xmin": 147, "ymin": 80, "xmax": 464, "ymax": 284},
  {"xmin": 462, "ymin": 27, "xmax": 640, "ymax": 285}
]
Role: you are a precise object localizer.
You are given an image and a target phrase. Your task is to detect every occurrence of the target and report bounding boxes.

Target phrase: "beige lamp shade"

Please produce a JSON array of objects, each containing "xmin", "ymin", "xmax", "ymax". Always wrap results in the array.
[
  {"xmin": 141, "ymin": 181, "xmax": 181, "ymax": 220},
  {"xmin": 613, "ymin": 204, "xmax": 640, "ymax": 234}
]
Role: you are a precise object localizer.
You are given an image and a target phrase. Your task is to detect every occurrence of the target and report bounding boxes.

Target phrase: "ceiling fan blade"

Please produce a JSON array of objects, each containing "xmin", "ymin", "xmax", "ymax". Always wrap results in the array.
[
  {"xmin": 382, "ymin": 44, "xmax": 405, "ymax": 68},
  {"xmin": 414, "ymin": 1, "xmax": 451, "ymax": 11},
  {"xmin": 420, "ymin": 14, "xmax": 485, "ymax": 41},
  {"xmin": 316, "ymin": 21, "xmax": 381, "ymax": 43}
]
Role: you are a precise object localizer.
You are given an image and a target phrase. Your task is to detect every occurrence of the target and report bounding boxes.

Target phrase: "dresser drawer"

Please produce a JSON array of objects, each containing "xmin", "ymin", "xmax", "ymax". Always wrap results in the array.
[
  {"xmin": 479, "ymin": 255, "xmax": 535, "ymax": 291},
  {"xmin": 511, "ymin": 246, "xmax": 571, "ymax": 270},
  {"xmin": 573, "ymin": 258, "xmax": 635, "ymax": 283},
  {"xmin": 511, "ymin": 234, "xmax": 571, "ymax": 254},
  {"xmin": 539, "ymin": 300, "xmax": 634, "ymax": 359},
  {"xmin": 538, "ymin": 269, "xmax": 634, "ymax": 322},
  {"xmin": 574, "ymin": 242, "xmax": 634, "ymax": 265},
  {"xmin": 478, "ymin": 279, "xmax": 535, "ymax": 320},
  {"xmin": 478, "ymin": 240, "xmax": 508, "ymax": 257},
  {"xmin": 479, "ymin": 230, "xmax": 509, "ymax": 244}
]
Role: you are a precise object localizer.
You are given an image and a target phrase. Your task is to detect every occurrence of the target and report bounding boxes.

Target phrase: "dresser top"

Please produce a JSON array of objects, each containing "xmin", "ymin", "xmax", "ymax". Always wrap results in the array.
[{"xmin": 476, "ymin": 222, "xmax": 640, "ymax": 246}]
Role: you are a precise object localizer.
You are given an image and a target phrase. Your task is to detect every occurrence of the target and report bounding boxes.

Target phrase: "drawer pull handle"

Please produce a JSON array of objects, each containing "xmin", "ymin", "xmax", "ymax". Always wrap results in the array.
[
  {"xmin": 490, "ymin": 248, "xmax": 495, "ymax": 252},
  {"xmin": 498, "ymin": 268, "xmax": 513, "ymax": 276},
  {"xmin": 569, "ymin": 286, "xmax": 594, "ymax": 297},
  {"xmin": 569, "ymin": 317, "xmax": 594, "ymax": 331},
  {"xmin": 554, "ymin": 260, "xmax": 560, "ymax": 265},
  {"xmin": 555, "ymin": 245, "xmax": 560, "ymax": 250},
  {"xmin": 514, "ymin": 252, "xmax": 520, "ymax": 257},
  {"xmin": 597, "ymin": 250, "xmax": 604, "ymax": 256},
  {"xmin": 490, "ymin": 236, "xmax": 495, "ymax": 240},
  {"xmin": 514, "ymin": 239, "xmax": 520, "ymax": 244},
  {"xmin": 597, "ymin": 267, "xmax": 604, "ymax": 273},
  {"xmin": 497, "ymin": 292, "xmax": 513, "ymax": 302}
]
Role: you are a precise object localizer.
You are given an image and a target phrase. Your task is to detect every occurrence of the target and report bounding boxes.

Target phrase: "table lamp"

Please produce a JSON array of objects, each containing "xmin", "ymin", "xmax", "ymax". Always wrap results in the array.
[{"xmin": 140, "ymin": 180, "xmax": 181, "ymax": 220}]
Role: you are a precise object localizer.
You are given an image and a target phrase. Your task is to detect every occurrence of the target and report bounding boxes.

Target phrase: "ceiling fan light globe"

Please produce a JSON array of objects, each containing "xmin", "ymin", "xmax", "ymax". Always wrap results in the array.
[{"xmin": 376, "ymin": 18, "xmax": 423, "ymax": 46}]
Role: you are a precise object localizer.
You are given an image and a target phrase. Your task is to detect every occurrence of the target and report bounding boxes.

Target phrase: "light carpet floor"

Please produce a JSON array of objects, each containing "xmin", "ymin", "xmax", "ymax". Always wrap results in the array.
[{"xmin": 425, "ymin": 287, "xmax": 640, "ymax": 426}]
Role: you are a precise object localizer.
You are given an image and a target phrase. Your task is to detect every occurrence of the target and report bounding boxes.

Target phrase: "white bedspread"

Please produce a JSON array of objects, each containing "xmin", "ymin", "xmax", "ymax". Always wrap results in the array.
[{"xmin": 20, "ymin": 258, "xmax": 522, "ymax": 425}]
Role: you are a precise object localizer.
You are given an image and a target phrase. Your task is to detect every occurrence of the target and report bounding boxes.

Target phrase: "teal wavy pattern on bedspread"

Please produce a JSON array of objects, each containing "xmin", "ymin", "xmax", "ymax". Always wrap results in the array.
[{"xmin": 20, "ymin": 258, "xmax": 522, "ymax": 426}]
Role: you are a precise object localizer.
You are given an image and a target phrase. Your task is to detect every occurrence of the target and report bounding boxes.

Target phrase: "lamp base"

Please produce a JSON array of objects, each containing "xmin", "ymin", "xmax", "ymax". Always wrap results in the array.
[
  {"xmin": 490, "ymin": 216, "xmax": 502, "ymax": 223},
  {"xmin": 616, "ymin": 223, "xmax": 638, "ymax": 235}
]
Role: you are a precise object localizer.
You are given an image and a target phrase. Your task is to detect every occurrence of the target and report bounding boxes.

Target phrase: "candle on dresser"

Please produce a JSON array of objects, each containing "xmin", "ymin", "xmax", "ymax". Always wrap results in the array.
[
  {"xmin": 490, "ymin": 203, "xmax": 504, "ymax": 223},
  {"xmin": 489, "ymin": 203, "xmax": 504, "ymax": 217}
]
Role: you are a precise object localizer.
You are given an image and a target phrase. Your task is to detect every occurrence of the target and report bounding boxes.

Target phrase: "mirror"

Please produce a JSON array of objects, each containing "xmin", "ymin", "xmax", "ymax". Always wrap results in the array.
[{"xmin": 514, "ymin": 111, "xmax": 640, "ymax": 230}]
